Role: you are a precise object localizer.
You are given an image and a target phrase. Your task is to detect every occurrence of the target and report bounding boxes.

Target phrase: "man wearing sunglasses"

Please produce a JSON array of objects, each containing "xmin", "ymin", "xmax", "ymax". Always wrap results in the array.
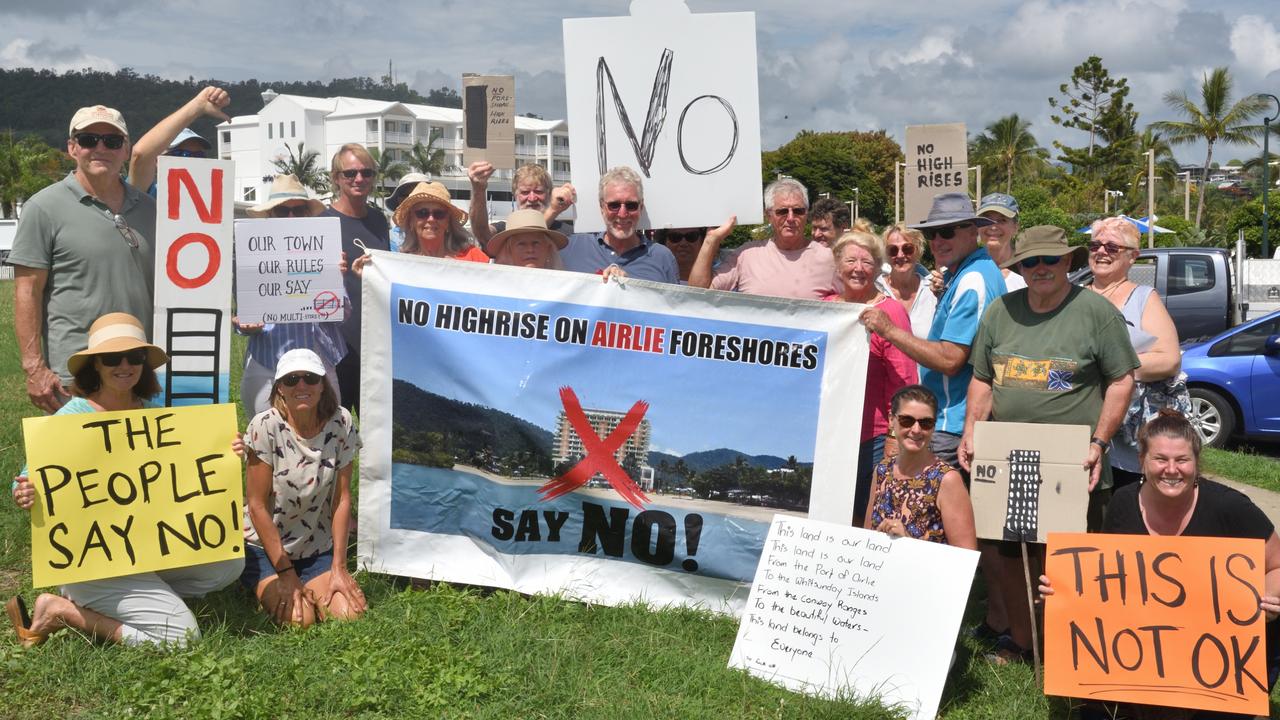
[
  {"xmin": 688, "ymin": 177, "xmax": 836, "ymax": 300},
  {"xmin": 321, "ymin": 143, "xmax": 390, "ymax": 414},
  {"xmin": 127, "ymin": 86, "xmax": 229, "ymax": 197},
  {"xmin": 560, "ymin": 166, "xmax": 679, "ymax": 283},
  {"xmin": 8, "ymin": 105, "xmax": 157, "ymax": 413}
]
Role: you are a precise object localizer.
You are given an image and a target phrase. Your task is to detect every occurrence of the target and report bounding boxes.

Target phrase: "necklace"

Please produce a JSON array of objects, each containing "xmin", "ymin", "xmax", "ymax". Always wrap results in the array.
[{"xmin": 1092, "ymin": 279, "xmax": 1129, "ymax": 299}]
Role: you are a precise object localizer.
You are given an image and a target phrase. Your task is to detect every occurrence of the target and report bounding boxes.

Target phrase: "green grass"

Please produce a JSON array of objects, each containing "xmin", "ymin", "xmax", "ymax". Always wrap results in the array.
[
  {"xmin": 1204, "ymin": 446, "xmax": 1280, "ymax": 493},
  {"xmin": 0, "ymin": 280, "xmax": 1275, "ymax": 719}
]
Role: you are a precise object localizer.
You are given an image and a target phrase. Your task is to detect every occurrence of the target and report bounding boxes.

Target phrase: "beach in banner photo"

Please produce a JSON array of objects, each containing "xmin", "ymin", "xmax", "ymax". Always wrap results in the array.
[{"xmin": 386, "ymin": 283, "xmax": 827, "ymax": 585}]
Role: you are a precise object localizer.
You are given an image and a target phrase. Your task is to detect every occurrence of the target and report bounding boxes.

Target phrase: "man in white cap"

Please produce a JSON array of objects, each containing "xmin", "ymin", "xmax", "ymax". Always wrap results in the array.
[
  {"xmin": 7, "ymin": 105, "xmax": 157, "ymax": 413},
  {"xmin": 127, "ymin": 86, "xmax": 230, "ymax": 195}
]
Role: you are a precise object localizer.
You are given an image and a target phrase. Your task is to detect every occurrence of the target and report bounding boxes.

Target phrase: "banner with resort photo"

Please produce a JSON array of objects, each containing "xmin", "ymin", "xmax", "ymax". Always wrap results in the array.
[{"xmin": 356, "ymin": 252, "xmax": 869, "ymax": 613}]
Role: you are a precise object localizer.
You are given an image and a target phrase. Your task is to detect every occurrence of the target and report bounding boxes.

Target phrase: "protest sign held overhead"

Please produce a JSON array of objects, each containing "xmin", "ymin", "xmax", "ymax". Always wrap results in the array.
[
  {"xmin": 969, "ymin": 421, "xmax": 1090, "ymax": 543},
  {"xmin": 563, "ymin": 1, "xmax": 763, "ymax": 232},
  {"xmin": 234, "ymin": 217, "xmax": 344, "ymax": 325},
  {"xmin": 1044, "ymin": 533, "xmax": 1269, "ymax": 716},
  {"xmin": 462, "ymin": 74, "xmax": 515, "ymax": 169},
  {"xmin": 154, "ymin": 156, "xmax": 235, "ymax": 406},
  {"xmin": 357, "ymin": 252, "xmax": 868, "ymax": 612},
  {"xmin": 904, "ymin": 123, "xmax": 968, "ymax": 225},
  {"xmin": 23, "ymin": 404, "xmax": 244, "ymax": 587},
  {"xmin": 728, "ymin": 517, "xmax": 978, "ymax": 720}
]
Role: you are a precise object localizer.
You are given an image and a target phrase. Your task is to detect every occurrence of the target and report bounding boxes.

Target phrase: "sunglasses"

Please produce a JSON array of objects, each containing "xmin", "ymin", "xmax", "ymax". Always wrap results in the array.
[
  {"xmin": 413, "ymin": 206, "xmax": 451, "ymax": 221},
  {"xmin": 922, "ymin": 223, "xmax": 973, "ymax": 241},
  {"xmin": 605, "ymin": 200, "xmax": 640, "ymax": 212},
  {"xmin": 74, "ymin": 132, "xmax": 126, "ymax": 150},
  {"xmin": 280, "ymin": 372, "xmax": 323, "ymax": 387},
  {"xmin": 98, "ymin": 348, "xmax": 149, "ymax": 367},
  {"xmin": 167, "ymin": 148, "xmax": 206, "ymax": 158},
  {"xmin": 112, "ymin": 213, "xmax": 142, "ymax": 249},
  {"xmin": 896, "ymin": 413, "xmax": 936, "ymax": 431},
  {"xmin": 887, "ymin": 243, "xmax": 916, "ymax": 258},
  {"xmin": 772, "ymin": 207, "xmax": 807, "ymax": 218},
  {"xmin": 271, "ymin": 204, "xmax": 311, "ymax": 218},
  {"xmin": 341, "ymin": 169, "xmax": 376, "ymax": 179},
  {"xmin": 664, "ymin": 231, "xmax": 704, "ymax": 243},
  {"xmin": 1087, "ymin": 240, "xmax": 1131, "ymax": 254},
  {"xmin": 1019, "ymin": 255, "xmax": 1063, "ymax": 269}
]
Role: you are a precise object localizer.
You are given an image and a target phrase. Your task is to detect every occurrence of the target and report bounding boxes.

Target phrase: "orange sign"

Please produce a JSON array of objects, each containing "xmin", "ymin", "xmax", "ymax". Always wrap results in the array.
[{"xmin": 1044, "ymin": 533, "xmax": 1268, "ymax": 716}]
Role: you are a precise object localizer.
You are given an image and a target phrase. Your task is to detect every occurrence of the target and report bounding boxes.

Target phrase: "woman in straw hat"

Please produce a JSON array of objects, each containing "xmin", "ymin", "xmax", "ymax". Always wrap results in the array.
[
  {"xmin": 235, "ymin": 174, "xmax": 346, "ymax": 415},
  {"xmin": 240, "ymin": 349, "xmax": 364, "ymax": 627},
  {"xmin": 488, "ymin": 209, "xmax": 567, "ymax": 270},
  {"xmin": 351, "ymin": 181, "xmax": 488, "ymax": 275},
  {"xmin": 7, "ymin": 313, "xmax": 243, "ymax": 648},
  {"xmin": 959, "ymin": 226, "xmax": 1139, "ymax": 665}
]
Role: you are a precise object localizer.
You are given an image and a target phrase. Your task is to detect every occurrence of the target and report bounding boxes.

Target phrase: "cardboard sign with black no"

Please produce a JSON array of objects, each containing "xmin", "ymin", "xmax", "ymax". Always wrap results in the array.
[
  {"xmin": 970, "ymin": 421, "xmax": 1090, "ymax": 543},
  {"xmin": 903, "ymin": 122, "xmax": 967, "ymax": 225},
  {"xmin": 462, "ymin": 74, "xmax": 515, "ymax": 169}
]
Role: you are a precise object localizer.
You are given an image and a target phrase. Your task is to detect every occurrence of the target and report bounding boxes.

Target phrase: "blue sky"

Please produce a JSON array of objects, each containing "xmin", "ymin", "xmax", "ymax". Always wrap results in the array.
[
  {"xmin": 390, "ymin": 284, "xmax": 826, "ymax": 461},
  {"xmin": 3, "ymin": 1, "xmax": 1278, "ymax": 159}
]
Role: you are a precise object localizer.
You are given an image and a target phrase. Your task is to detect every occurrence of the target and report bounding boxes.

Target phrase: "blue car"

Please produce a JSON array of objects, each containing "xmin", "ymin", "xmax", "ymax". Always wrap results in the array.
[{"xmin": 1181, "ymin": 310, "xmax": 1280, "ymax": 448}]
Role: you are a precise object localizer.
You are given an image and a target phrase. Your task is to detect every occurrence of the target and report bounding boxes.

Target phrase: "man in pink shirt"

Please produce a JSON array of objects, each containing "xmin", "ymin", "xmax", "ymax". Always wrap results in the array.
[{"xmin": 688, "ymin": 178, "xmax": 837, "ymax": 299}]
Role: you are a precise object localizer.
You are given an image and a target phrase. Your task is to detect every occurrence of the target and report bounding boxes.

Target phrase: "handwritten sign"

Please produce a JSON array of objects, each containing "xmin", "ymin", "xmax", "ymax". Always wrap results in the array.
[
  {"xmin": 728, "ymin": 516, "xmax": 977, "ymax": 720},
  {"xmin": 462, "ymin": 74, "xmax": 515, "ymax": 169},
  {"xmin": 1044, "ymin": 533, "xmax": 1268, "ymax": 716},
  {"xmin": 23, "ymin": 404, "xmax": 244, "ymax": 587},
  {"xmin": 233, "ymin": 217, "xmax": 344, "ymax": 324},
  {"xmin": 903, "ymin": 123, "xmax": 968, "ymax": 225},
  {"xmin": 970, "ymin": 421, "xmax": 1090, "ymax": 543}
]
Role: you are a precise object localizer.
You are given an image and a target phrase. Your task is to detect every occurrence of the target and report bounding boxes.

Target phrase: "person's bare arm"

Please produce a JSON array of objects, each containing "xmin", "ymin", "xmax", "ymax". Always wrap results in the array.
[
  {"xmin": 467, "ymin": 161, "xmax": 496, "ymax": 247},
  {"xmin": 129, "ymin": 86, "xmax": 230, "ymax": 191},
  {"xmin": 938, "ymin": 469, "xmax": 977, "ymax": 550},
  {"xmin": 1084, "ymin": 371, "xmax": 1136, "ymax": 489},
  {"xmin": 687, "ymin": 216, "xmax": 736, "ymax": 289},
  {"xmin": 14, "ymin": 267, "xmax": 67, "ymax": 413},
  {"xmin": 957, "ymin": 376, "xmax": 994, "ymax": 471},
  {"xmin": 546, "ymin": 183, "xmax": 576, "ymax": 224},
  {"xmin": 1135, "ymin": 293, "xmax": 1181, "ymax": 381},
  {"xmin": 860, "ymin": 307, "xmax": 970, "ymax": 374}
]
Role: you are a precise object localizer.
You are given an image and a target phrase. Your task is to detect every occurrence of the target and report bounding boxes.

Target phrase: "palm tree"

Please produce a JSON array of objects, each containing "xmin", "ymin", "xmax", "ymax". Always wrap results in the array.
[
  {"xmin": 970, "ymin": 114, "xmax": 1048, "ymax": 193},
  {"xmin": 406, "ymin": 135, "xmax": 455, "ymax": 177},
  {"xmin": 271, "ymin": 141, "xmax": 329, "ymax": 195},
  {"xmin": 1151, "ymin": 68, "xmax": 1268, "ymax": 228},
  {"xmin": 369, "ymin": 147, "xmax": 408, "ymax": 205},
  {"xmin": 1122, "ymin": 128, "xmax": 1181, "ymax": 210}
]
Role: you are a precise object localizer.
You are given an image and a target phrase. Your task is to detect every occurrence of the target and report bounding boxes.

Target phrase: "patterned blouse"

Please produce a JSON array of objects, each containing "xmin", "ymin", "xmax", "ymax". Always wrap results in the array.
[
  {"xmin": 243, "ymin": 407, "xmax": 361, "ymax": 559},
  {"xmin": 868, "ymin": 456, "xmax": 952, "ymax": 544}
]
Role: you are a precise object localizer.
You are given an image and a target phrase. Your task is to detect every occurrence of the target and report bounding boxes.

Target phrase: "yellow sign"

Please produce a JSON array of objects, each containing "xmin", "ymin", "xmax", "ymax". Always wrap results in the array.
[{"xmin": 23, "ymin": 403, "xmax": 244, "ymax": 587}]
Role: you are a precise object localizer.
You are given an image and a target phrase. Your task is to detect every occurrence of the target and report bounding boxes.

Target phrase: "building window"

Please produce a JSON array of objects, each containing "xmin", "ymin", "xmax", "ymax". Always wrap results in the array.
[
  {"xmin": 242, "ymin": 187, "xmax": 256, "ymax": 202},
  {"xmin": 429, "ymin": 126, "xmax": 443, "ymax": 142},
  {"xmin": 554, "ymin": 136, "xmax": 569, "ymax": 148},
  {"xmin": 278, "ymin": 122, "xmax": 284, "ymax": 138},
  {"xmin": 538, "ymin": 159, "xmax": 548, "ymax": 169},
  {"xmin": 221, "ymin": 131, "xmax": 231, "ymax": 143},
  {"xmin": 267, "ymin": 124, "xmax": 272, "ymax": 139},
  {"xmin": 515, "ymin": 134, "xmax": 526, "ymax": 146},
  {"xmin": 537, "ymin": 135, "xmax": 548, "ymax": 146},
  {"xmin": 367, "ymin": 119, "xmax": 379, "ymax": 132},
  {"xmin": 290, "ymin": 121, "xmax": 296, "ymax": 137},
  {"xmin": 555, "ymin": 160, "xmax": 571, "ymax": 172}
]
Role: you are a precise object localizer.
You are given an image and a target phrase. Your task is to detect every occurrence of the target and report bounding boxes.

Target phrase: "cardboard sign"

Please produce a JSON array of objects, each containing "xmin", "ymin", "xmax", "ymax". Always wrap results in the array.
[
  {"xmin": 233, "ymin": 217, "xmax": 344, "ymax": 324},
  {"xmin": 563, "ymin": 2, "xmax": 763, "ymax": 232},
  {"xmin": 23, "ymin": 404, "xmax": 244, "ymax": 587},
  {"xmin": 728, "ymin": 516, "xmax": 977, "ymax": 720},
  {"xmin": 357, "ymin": 252, "xmax": 870, "ymax": 612},
  {"xmin": 970, "ymin": 421, "xmax": 1090, "ymax": 543},
  {"xmin": 462, "ymin": 74, "xmax": 515, "ymax": 169},
  {"xmin": 155, "ymin": 156, "xmax": 235, "ymax": 406},
  {"xmin": 903, "ymin": 123, "xmax": 968, "ymax": 225},
  {"xmin": 1044, "ymin": 533, "xmax": 1268, "ymax": 716}
]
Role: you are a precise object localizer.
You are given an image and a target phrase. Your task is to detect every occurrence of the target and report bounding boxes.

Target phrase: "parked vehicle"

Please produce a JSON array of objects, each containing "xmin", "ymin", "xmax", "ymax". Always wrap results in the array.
[
  {"xmin": 1068, "ymin": 247, "xmax": 1237, "ymax": 343},
  {"xmin": 1180, "ymin": 310, "xmax": 1280, "ymax": 448}
]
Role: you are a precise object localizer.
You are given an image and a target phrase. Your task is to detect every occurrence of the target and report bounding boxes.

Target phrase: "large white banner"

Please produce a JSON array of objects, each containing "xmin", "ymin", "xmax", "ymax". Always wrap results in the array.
[
  {"xmin": 154, "ymin": 156, "xmax": 234, "ymax": 406},
  {"xmin": 563, "ymin": 2, "xmax": 763, "ymax": 233},
  {"xmin": 358, "ymin": 252, "xmax": 868, "ymax": 612}
]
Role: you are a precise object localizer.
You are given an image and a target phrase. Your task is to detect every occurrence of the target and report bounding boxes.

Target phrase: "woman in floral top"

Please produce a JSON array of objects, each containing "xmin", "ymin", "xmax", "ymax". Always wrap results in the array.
[
  {"xmin": 241, "ymin": 349, "xmax": 364, "ymax": 626},
  {"xmin": 865, "ymin": 385, "xmax": 976, "ymax": 550}
]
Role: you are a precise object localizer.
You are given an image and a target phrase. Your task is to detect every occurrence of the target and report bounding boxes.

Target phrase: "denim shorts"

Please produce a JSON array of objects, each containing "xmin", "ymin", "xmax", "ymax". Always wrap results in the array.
[{"xmin": 239, "ymin": 545, "xmax": 334, "ymax": 590}]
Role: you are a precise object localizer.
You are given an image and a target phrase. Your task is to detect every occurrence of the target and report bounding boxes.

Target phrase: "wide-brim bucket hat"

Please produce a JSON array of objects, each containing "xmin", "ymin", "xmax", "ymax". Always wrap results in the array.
[
  {"xmin": 67, "ymin": 312, "xmax": 168, "ymax": 375},
  {"xmin": 392, "ymin": 182, "xmax": 468, "ymax": 227},
  {"xmin": 1002, "ymin": 225, "xmax": 1088, "ymax": 271},
  {"xmin": 908, "ymin": 192, "xmax": 995, "ymax": 230},
  {"xmin": 488, "ymin": 209, "xmax": 569, "ymax": 257},
  {"xmin": 247, "ymin": 175, "xmax": 325, "ymax": 218}
]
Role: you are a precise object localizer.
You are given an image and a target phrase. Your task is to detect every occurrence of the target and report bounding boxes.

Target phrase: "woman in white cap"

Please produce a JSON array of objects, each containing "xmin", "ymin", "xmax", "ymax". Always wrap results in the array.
[
  {"xmin": 234, "ymin": 175, "xmax": 347, "ymax": 415},
  {"xmin": 240, "ymin": 349, "xmax": 364, "ymax": 627},
  {"xmin": 8, "ymin": 313, "xmax": 243, "ymax": 648},
  {"xmin": 488, "ymin": 209, "xmax": 568, "ymax": 270}
]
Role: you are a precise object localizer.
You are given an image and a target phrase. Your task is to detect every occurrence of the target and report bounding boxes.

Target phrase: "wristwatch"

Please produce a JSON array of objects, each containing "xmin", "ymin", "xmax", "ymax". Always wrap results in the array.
[{"xmin": 1090, "ymin": 437, "xmax": 1111, "ymax": 452}]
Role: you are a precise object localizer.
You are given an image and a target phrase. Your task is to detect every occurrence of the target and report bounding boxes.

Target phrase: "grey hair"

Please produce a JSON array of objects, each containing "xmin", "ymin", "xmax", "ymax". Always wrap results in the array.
[
  {"xmin": 598, "ymin": 166, "xmax": 645, "ymax": 203},
  {"xmin": 398, "ymin": 215, "xmax": 477, "ymax": 257},
  {"xmin": 763, "ymin": 177, "xmax": 809, "ymax": 211}
]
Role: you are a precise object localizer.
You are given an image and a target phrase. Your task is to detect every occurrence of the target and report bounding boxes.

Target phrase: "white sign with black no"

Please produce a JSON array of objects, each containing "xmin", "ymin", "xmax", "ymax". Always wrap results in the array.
[{"xmin": 233, "ymin": 217, "xmax": 345, "ymax": 324}]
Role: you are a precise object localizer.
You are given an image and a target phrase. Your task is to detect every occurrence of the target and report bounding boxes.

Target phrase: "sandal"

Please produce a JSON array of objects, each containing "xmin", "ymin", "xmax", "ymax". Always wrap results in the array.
[
  {"xmin": 6, "ymin": 596, "xmax": 47, "ymax": 649},
  {"xmin": 985, "ymin": 636, "xmax": 1033, "ymax": 666}
]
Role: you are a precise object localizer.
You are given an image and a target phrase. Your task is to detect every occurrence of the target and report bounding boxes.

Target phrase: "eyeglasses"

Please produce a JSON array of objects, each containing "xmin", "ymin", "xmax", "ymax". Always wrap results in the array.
[
  {"xmin": 271, "ymin": 204, "xmax": 311, "ymax": 218},
  {"xmin": 413, "ymin": 206, "xmax": 451, "ymax": 221},
  {"xmin": 1019, "ymin": 255, "xmax": 1063, "ymax": 269},
  {"xmin": 167, "ymin": 149, "xmax": 206, "ymax": 158},
  {"xmin": 923, "ymin": 223, "xmax": 973, "ymax": 241},
  {"xmin": 664, "ymin": 231, "xmax": 704, "ymax": 243},
  {"xmin": 887, "ymin": 243, "xmax": 916, "ymax": 258},
  {"xmin": 74, "ymin": 132, "xmax": 126, "ymax": 150},
  {"xmin": 341, "ymin": 169, "xmax": 376, "ymax": 179},
  {"xmin": 772, "ymin": 207, "xmax": 807, "ymax": 218},
  {"xmin": 1087, "ymin": 240, "xmax": 1131, "ymax": 254},
  {"xmin": 280, "ymin": 372, "xmax": 323, "ymax": 387},
  {"xmin": 896, "ymin": 413, "xmax": 936, "ymax": 430},
  {"xmin": 605, "ymin": 200, "xmax": 640, "ymax": 212},
  {"xmin": 112, "ymin": 213, "xmax": 143, "ymax": 249},
  {"xmin": 98, "ymin": 348, "xmax": 148, "ymax": 367}
]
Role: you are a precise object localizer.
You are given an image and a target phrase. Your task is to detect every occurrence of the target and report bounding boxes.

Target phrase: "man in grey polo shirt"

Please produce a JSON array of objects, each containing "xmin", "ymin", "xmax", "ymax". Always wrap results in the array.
[
  {"xmin": 560, "ymin": 166, "xmax": 679, "ymax": 283},
  {"xmin": 8, "ymin": 105, "xmax": 156, "ymax": 412}
]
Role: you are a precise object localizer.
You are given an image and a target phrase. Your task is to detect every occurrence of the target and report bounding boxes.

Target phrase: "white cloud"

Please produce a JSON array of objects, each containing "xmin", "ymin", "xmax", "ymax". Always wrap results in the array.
[
  {"xmin": 1230, "ymin": 15, "xmax": 1280, "ymax": 74},
  {"xmin": 876, "ymin": 35, "xmax": 972, "ymax": 70},
  {"xmin": 0, "ymin": 38, "xmax": 118, "ymax": 73}
]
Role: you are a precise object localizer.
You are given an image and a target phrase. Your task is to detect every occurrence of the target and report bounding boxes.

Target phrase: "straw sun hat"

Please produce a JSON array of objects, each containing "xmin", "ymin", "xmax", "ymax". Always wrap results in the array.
[
  {"xmin": 392, "ymin": 182, "xmax": 468, "ymax": 227},
  {"xmin": 66, "ymin": 313, "xmax": 167, "ymax": 375}
]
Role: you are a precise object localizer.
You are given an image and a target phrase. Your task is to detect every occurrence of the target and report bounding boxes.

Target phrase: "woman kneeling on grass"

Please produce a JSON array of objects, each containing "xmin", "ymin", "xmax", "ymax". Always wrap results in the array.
[
  {"xmin": 7, "ymin": 313, "xmax": 243, "ymax": 648},
  {"xmin": 241, "ymin": 348, "xmax": 365, "ymax": 626}
]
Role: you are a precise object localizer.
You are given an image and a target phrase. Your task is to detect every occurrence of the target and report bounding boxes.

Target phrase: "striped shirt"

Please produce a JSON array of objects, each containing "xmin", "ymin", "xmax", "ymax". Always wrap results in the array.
[{"xmin": 246, "ymin": 321, "xmax": 347, "ymax": 369}]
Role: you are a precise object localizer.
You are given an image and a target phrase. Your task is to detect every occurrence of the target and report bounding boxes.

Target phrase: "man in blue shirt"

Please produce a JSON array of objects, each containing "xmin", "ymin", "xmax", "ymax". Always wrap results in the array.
[{"xmin": 560, "ymin": 166, "xmax": 678, "ymax": 283}]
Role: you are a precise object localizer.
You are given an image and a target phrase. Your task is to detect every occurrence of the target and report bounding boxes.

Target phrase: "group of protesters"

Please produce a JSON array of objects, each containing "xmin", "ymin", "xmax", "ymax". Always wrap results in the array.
[{"xmin": 5, "ymin": 88, "xmax": 1280, "ymax": 717}]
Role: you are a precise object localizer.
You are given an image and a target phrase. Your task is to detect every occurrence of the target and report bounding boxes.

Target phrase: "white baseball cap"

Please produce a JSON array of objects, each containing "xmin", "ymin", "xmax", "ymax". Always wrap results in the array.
[
  {"xmin": 69, "ymin": 105, "xmax": 128, "ymax": 136},
  {"xmin": 274, "ymin": 349, "xmax": 326, "ymax": 381}
]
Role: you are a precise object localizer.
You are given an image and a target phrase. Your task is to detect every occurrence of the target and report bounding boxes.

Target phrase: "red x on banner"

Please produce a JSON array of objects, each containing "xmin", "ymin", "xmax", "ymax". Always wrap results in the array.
[{"xmin": 538, "ymin": 386, "xmax": 650, "ymax": 510}]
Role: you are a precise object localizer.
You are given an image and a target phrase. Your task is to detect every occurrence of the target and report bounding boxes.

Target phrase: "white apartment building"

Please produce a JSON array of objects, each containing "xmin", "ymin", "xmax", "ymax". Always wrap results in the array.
[{"xmin": 216, "ymin": 89, "xmax": 571, "ymax": 217}]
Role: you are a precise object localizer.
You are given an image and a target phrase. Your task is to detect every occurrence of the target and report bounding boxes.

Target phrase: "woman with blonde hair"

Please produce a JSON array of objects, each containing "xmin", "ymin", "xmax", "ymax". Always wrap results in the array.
[{"xmin": 880, "ymin": 222, "xmax": 936, "ymax": 340}]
